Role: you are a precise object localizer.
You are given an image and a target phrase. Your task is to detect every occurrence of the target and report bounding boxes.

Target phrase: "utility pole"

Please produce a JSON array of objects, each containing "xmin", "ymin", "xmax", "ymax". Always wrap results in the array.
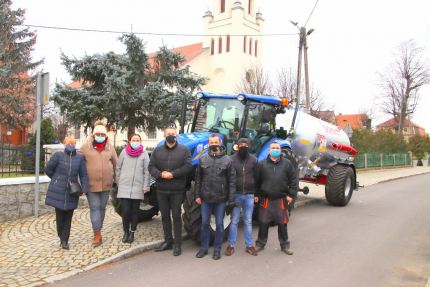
[{"xmin": 291, "ymin": 22, "xmax": 314, "ymax": 113}]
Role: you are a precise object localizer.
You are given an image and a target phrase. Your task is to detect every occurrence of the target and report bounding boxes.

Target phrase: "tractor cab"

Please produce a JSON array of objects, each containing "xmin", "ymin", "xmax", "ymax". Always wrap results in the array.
[{"xmin": 190, "ymin": 92, "xmax": 289, "ymax": 158}]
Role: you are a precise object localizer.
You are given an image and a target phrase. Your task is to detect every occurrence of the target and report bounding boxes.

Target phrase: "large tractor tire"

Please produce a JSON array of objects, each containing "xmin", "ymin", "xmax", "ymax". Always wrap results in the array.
[
  {"xmin": 325, "ymin": 164, "xmax": 355, "ymax": 206},
  {"xmin": 182, "ymin": 187, "xmax": 231, "ymax": 244},
  {"xmin": 110, "ymin": 184, "xmax": 159, "ymax": 222}
]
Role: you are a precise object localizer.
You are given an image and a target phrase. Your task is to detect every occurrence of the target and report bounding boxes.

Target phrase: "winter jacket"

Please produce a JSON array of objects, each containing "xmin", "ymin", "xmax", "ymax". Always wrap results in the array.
[
  {"xmin": 230, "ymin": 153, "xmax": 258, "ymax": 194},
  {"xmin": 116, "ymin": 149, "xmax": 150, "ymax": 200},
  {"xmin": 194, "ymin": 153, "xmax": 236, "ymax": 203},
  {"xmin": 79, "ymin": 137, "xmax": 117, "ymax": 192},
  {"xmin": 148, "ymin": 143, "xmax": 192, "ymax": 193},
  {"xmin": 45, "ymin": 149, "xmax": 89, "ymax": 211},
  {"xmin": 256, "ymin": 156, "xmax": 299, "ymax": 200}
]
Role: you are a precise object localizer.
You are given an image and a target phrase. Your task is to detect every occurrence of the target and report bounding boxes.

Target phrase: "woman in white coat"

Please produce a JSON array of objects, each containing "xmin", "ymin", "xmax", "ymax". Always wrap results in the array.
[{"xmin": 116, "ymin": 134, "xmax": 150, "ymax": 243}]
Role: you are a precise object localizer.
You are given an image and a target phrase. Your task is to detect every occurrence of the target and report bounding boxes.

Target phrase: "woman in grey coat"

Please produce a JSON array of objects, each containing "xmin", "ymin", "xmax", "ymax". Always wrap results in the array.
[{"xmin": 116, "ymin": 134, "xmax": 150, "ymax": 243}]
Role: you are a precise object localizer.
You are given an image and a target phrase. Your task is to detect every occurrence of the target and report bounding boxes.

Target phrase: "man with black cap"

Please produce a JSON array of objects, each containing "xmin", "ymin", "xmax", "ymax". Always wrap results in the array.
[
  {"xmin": 225, "ymin": 138, "xmax": 259, "ymax": 256},
  {"xmin": 149, "ymin": 127, "xmax": 192, "ymax": 256}
]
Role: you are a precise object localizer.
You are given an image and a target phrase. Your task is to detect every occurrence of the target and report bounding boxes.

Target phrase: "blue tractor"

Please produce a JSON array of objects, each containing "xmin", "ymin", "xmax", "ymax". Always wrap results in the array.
[{"xmin": 112, "ymin": 92, "xmax": 358, "ymax": 241}]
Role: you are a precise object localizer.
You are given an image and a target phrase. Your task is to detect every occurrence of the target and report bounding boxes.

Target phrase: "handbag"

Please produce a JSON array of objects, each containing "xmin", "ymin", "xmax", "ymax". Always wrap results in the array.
[{"xmin": 66, "ymin": 154, "xmax": 82, "ymax": 197}]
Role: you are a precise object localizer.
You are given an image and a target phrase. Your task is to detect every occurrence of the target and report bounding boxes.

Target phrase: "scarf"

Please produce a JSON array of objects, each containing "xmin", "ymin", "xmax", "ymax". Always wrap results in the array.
[
  {"xmin": 94, "ymin": 140, "xmax": 107, "ymax": 152},
  {"xmin": 125, "ymin": 143, "xmax": 144, "ymax": 157}
]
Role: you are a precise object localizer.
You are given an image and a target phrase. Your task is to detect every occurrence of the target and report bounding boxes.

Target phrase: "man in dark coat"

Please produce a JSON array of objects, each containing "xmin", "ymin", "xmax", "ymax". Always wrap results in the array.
[
  {"xmin": 255, "ymin": 141, "xmax": 298, "ymax": 255},
  {"xmin": 149, "ymin": 127, "xmax": 192, "ymax": 256},
  {"xmin": 194, "ymin": 134, "xmax": 236, "ymax": 260}
]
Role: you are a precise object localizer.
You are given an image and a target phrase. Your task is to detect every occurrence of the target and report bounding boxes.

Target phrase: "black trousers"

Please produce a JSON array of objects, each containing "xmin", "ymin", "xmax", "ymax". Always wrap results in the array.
[
  {"xmin": 55, "ymin": 208, "xmax": 74, "ymax": 243},
  {"xmin": 256, "ymin": 198, "xmax": 290, "ymax": 248},
  {"xmin": 157, "ymin": 192, "xmax": 183, "ymax": 246},
  {"xmin": 121, "ymin": 198, "xmax": 141, "ymax": 232}
]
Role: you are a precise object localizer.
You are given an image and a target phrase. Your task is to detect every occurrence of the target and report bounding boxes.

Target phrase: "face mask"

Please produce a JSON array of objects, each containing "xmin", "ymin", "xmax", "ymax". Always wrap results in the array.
[
  {"xmin": 238, "ymin": 146, "xmax": 249, "ymax": 158},
  {"xmin": 130, "ymin": 142, "xmax": 141, "ymax": 149},
  {"xmin": 165, "ymin": 135, "xmax": 176, "ymax": 144},
  {"xmin": 65, "ymin": 145, "xmax": 75, "ymax": 152},
  {"xmin": 270, "ymin": 149, "xmax": 281, "ymax": 158},
  {"xmin": 209, "ymin": 145, "xmax": 219, "ymax": 152},
  {"xmin": 95, "ymin": 136, "xmax": 106, "ymax": 143}
]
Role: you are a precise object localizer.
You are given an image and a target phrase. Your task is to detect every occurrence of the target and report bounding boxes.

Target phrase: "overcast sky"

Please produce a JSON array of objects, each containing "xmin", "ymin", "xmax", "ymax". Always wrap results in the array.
[{"xmin": 12, "ymin": 0, "xmax": 430, "ymax": 132}]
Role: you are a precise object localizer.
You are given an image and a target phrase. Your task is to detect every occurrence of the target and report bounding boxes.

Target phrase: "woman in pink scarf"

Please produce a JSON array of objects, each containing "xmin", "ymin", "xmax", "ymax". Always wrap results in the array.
[{"xmin": 115, "ymin": 134, "xmax": 150, "ymax": 243}]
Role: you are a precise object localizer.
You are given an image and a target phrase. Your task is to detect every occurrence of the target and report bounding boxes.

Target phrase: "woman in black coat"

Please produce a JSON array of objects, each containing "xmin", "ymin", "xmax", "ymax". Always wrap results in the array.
[{"xmin": 45, "ymin": 136, "xmax": 89, "ymax": 249}]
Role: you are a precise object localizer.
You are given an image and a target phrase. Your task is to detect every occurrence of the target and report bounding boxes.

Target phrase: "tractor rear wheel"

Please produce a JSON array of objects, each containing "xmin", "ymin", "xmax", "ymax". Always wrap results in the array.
[{"xmin": 325, "ymin": 165, "xmax": 355, "ymax": 206}]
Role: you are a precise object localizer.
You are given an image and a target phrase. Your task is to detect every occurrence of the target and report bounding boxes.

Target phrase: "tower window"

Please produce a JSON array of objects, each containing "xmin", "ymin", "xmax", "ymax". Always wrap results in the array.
[
  {"xmin": 255, "ymin": 40, "xmax": 258, "ymax": 57},
  {"xmin": 248, "ymin": 0, "xmax": 252, "ymax": 14},
  {"xmin": 218, "ymin": 37, "xmax": 222, "ymax": 54},
  {"xmin": 221, "ymin": 0, "xmax": 225, "ymax": 13},
  {"xmin": 243, "ymin": 36, "xmax": 247, "ymax": 53},
  {"xmin": 226, "ymin": 35, "xmax": 230, "ymax": 52},
  {"xmin": 249, "ymin": 38, "xmax": 252, "ymax": 55},
  {"xmin": 210, "ymin": 38, "xmax": 214, "ymax": 55}
]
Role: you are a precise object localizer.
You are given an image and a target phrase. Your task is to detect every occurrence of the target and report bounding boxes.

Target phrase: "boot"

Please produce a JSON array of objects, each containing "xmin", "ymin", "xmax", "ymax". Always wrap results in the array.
[
  {"xmin": 127, "ymin": 230, "xmax": 135, "ymax": 243},
  {"xmin": 93, "ymin": 230, "xmax": 102, "ymax": 247},
  {"xmin": 122, "ymin": 230, "xmax": 129, "ymax": 243}
]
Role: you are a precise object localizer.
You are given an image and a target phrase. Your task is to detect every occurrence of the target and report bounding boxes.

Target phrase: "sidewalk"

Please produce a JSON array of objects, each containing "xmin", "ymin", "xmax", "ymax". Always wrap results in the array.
[{"xmin": 0, "ymin": 166, "xmax": 429, "ymax": 287}]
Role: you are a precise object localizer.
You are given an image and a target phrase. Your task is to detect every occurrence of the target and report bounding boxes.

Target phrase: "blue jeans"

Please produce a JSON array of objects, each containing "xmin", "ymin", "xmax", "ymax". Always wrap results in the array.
[
  {"xmin": 228, "ymin": 194, "xmax": 255, "ymax": 247},
  {"xmin": 200, "ymin": 201, "xmax": 226, "ymax": 252},
  {"xmin": 87, "ymin": 191, "xmax": 109, "ymax": 231}
]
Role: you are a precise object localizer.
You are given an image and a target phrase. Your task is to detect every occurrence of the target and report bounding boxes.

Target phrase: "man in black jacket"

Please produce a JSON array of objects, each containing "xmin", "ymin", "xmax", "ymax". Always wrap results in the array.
[
  {"xmin": 255, "ymin": 141, "xmax": 298, "ymax": 255},
  {"xmin": 148, "ymin": 127, "xmax": 192, "ymax": 256},
  {"xmin": 194, "ymin": 134, "xmax": 236, "ymax": 260},
  {"xmin": 225, "ymin": 138, "xmax": 259, "ymax": 256}
]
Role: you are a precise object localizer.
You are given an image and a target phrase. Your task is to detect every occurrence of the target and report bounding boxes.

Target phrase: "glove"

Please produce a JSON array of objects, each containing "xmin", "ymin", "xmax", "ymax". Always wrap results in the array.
[{"xmin": 225, "ymin": 200, "xmax": 236, "ymax": 215}]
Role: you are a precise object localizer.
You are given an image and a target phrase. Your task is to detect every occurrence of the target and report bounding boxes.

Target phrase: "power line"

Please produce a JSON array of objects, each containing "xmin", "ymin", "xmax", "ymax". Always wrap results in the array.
[
  {"xmin": 304, "ymin": 0, "xmax": 320, "ymax": 27},
  {"xmin": 23, "ymin": 24, "xmax": 298, "ymax": 37}
]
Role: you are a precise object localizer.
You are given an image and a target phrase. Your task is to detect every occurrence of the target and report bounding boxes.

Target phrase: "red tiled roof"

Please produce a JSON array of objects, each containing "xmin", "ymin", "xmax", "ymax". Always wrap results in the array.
[
  {"xmin": 67, "ymin": 80, "xmax": 83, "ymax": 89},
  {"xmin": 377, "ymin": 117, "xmax": 424, "ymax": 129},
  {"xmin": 148, "ymin": 42, "xmax": 204, "ymax": 67},
  {"xmin": 335, "ymin": 114, "xmax": 367, "ymax": 130}
]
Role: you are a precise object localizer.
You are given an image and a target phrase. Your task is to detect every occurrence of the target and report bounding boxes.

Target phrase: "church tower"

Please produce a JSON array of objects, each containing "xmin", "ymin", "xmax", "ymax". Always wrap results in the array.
[{"xmin": 201, "ymin": 0, "xmax": 264, "ymax": 93}]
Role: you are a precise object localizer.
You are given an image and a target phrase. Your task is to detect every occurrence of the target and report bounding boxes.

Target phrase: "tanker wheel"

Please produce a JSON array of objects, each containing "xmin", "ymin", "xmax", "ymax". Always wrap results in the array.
[
  {"xmin": 325, "ymin": 164, "xmax": 355, "ymax": 206},
  {"xmin": 110, "ymin": 184, "xmax": 159, "ymax": 222},
  {"xmin": 182, "ymin": 187, "xmax": 231, "ymax": 245}
]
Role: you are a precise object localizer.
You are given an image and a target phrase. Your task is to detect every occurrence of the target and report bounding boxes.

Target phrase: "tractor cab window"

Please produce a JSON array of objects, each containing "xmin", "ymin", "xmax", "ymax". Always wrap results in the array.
[
  {"xmin": 245, "ymin": 103, "xmax": 276, "ymax": 154},
  {"xmin": 194, "ymin": 98, "xmax": 244, "ymax": 154}
]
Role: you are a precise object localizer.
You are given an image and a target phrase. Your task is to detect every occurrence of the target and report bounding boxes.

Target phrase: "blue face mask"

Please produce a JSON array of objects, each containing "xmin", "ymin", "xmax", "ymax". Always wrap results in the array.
[
  {"xmin": 94, "ymin": 136, "xmax": 106, "ymax": 143},
  {"xmin": 130, "ymin": 142, "xmax": 141, "ymax": 149},
  {"xmin": 270, "ymin": 149, "xmax": 281, "ymax": 158}
]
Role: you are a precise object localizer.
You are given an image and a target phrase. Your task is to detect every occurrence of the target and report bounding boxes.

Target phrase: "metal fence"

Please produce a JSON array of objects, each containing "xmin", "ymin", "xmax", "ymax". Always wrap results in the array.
[{"xmin": 355, "ymin": 153, "xmax": 412, "ymax": 169}]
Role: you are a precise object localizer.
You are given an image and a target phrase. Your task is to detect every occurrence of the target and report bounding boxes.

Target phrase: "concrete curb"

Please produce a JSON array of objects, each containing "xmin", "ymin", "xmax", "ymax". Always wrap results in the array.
[{"xmin": 41, "ymin": 240, "xmax": 163, "ymax": 285}]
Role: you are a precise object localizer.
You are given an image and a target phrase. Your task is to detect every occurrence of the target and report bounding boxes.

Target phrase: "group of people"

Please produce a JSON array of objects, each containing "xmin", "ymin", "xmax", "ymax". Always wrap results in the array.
[{"xmin": 45, "ymin": 121, "xmax": 299, "ymax": 261}]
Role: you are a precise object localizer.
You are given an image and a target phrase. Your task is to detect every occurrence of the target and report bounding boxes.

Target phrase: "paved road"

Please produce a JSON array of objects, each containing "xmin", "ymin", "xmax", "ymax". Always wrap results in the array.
[{"xmin": 53, "ymin": 174, "xmax": 430, "ymax": 287}]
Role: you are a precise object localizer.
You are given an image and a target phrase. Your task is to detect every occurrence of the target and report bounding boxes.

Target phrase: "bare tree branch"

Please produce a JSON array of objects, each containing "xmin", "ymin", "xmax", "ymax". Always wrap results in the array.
[
  {"xmin": 379, "ymin": 40, "xmax": 430, "ymax": 132},
  {"xmin": 236, "ymin": 65, "xmax": 272, "ymax": 95}
]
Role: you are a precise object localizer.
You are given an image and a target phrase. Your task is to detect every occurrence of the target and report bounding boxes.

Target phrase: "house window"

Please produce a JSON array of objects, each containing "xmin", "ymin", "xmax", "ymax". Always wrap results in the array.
[
  {"xmin": 221, "ymin": 0, "xmax": 225, "ymax": 13},
  {"xmin": 255, "ymin": 40, "xmax": 258, "ymax": 57},
  {"xmin": 249, "ymin": 38, "xmax": 252, "ymax": 55},
  {"xmin": 210, "ymin": 38, "xmax": 214, "ymax": 55},
  {"xmin": 243, "ymin": 36, "xmax": 247, "ymax": 53},
  {"xmin": 218, "ymin": 37, "xmax": 222, "ymax": 54},
  {"xmin": 248, "ymin": 0, "xmax": 252, "ymax": 14},
  {"xmin": 226, "ymin": 35, "xmax": 230, "ymax": 52}
]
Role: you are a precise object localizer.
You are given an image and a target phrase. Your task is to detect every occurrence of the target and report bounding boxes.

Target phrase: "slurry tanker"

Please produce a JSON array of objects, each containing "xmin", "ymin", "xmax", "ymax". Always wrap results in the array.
[{"xmin": 112, "ymin": 92, "xmax": 359, "ymax": 240}]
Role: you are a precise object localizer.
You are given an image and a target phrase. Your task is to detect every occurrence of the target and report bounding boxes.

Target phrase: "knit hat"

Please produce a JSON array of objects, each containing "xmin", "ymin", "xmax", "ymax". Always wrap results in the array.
[
  {"xmin": 237, "ymin": 138, "xmax": 250, "ymax": 145},
  {"xmin": 93, "ymin": 120, "xmax": 107, "ymax": 135}
]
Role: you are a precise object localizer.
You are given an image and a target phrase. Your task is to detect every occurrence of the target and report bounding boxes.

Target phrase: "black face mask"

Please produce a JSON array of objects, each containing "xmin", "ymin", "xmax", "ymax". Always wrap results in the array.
[
  {"xmin": 238, "ymin": 146, "xmax": 249, "ymax": 158},
  {"xmin": 165, "ymin": 135, "xmax": 176, "ymax": 144},
  {"xmin": 209, "ymin": 145, "xmax": 219, "ymax": 152}
]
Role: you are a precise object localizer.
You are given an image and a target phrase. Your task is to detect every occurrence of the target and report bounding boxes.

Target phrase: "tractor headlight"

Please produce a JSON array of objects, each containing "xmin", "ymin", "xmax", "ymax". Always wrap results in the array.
[
  {"xmin": 237, "ymin": 95, "xmax": 245, "ymax": 101},
  {"xmin": 196, "ymin": 93, "xmax": 203, "ymax": 99}
]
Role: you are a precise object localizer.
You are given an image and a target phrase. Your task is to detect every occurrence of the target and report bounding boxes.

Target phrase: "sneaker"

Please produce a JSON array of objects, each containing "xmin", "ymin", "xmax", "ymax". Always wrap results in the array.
[
  {"xmin": 213, "ymin": 250, "xmax": 221, "ymax": 260},
  {"xmin": 245, "ymin": 246, "xmax": 258, "ymax": 256},
  {"xmin": 195, "ymin": 249, "xmax": 208, "ymax": 258},
  {"xmin": 225, "ymin": 245, "xmax": 235, "ymax": 256},
  {"xmin": 281, "ymin": 247, "xmax": 293, "ymax": 255}
]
